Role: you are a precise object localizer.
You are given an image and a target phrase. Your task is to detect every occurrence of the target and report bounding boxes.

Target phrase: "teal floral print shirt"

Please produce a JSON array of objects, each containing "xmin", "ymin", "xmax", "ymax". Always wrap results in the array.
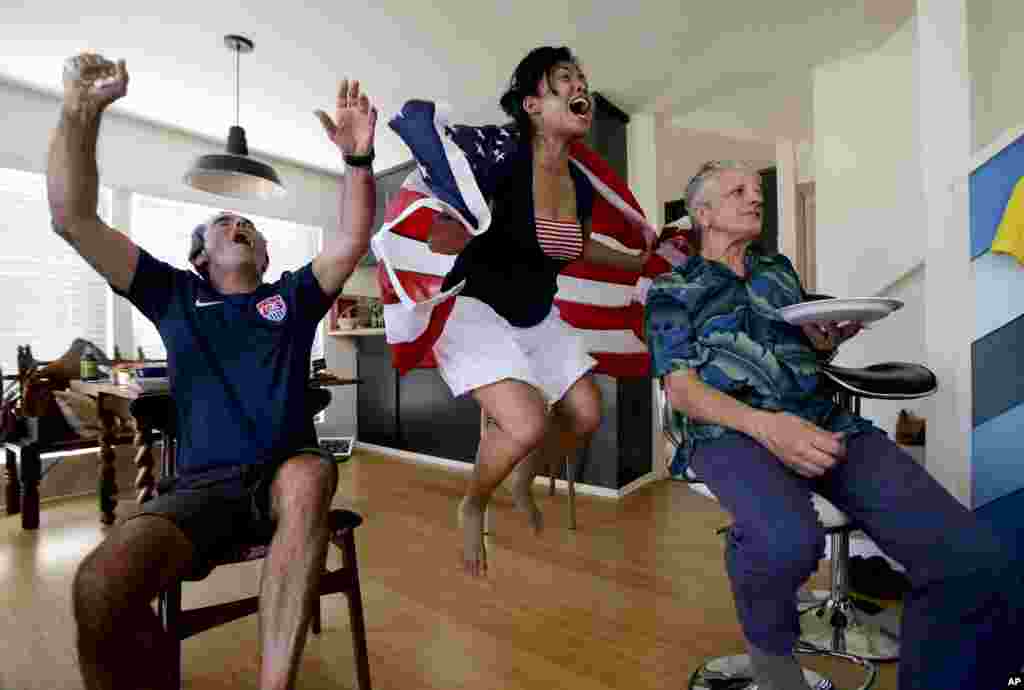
[{"xmin": 645, "ymin": 249, "xmax": 876, "ymax": 476}]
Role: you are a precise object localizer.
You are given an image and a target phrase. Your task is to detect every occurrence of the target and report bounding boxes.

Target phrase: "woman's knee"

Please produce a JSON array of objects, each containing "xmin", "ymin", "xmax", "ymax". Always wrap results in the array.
[
  {"xmin": 559, "ymin": 377, "xmax": 602, "ymax": 437},
  {"xmin": 564, "ymin": 401, "xmax": 601, "ymax": 438},
  {"xmin": 500, "ymin": 408, "xmax": 549, "ymax": 453}
]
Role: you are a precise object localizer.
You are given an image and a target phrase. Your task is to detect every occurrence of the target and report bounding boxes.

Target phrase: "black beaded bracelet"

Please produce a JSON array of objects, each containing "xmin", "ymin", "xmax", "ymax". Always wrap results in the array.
[{"xmin": 344, "ymin": 148, "xmax": 375, "ymax": 168}]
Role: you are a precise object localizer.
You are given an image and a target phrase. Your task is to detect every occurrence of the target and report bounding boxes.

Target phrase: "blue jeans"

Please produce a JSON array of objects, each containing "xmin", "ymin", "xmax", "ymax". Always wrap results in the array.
[{"xmin": 691, "ymin": 429, "xmax": 1022, "ymax": 690}]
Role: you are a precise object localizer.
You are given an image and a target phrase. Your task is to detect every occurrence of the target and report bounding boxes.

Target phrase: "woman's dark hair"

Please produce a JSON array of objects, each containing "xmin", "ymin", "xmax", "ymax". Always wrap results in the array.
[{"xmin": 500, "ymin": 46, "xmax": 578, "ymax": 138}]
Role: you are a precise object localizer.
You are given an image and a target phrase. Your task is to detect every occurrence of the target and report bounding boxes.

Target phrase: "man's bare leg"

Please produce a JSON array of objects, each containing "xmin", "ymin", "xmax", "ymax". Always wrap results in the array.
[
  {"xmin": 258, "ymin": 454, "xmax": 338, "ymax": 690},
  {"xmin": 73, "ymin": 516, "xmax": 197, "ymax": 690},
  {"xmin": 462, "ymin": 379, "xmax": 548, "ymax": 576}
]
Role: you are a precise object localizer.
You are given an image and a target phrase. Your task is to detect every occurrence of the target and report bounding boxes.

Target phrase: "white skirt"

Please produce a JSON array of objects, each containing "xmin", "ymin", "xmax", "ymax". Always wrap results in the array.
[{"xmin": 432, "ymin": 296, "xmax": 597, "ymax": 403}]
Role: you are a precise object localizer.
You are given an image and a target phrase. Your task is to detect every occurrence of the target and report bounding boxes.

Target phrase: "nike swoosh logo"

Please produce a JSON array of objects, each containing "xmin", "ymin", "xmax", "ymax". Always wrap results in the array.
[{"xmin": 195, "ymin": 299, "xmax": 224, "ymax": 307}]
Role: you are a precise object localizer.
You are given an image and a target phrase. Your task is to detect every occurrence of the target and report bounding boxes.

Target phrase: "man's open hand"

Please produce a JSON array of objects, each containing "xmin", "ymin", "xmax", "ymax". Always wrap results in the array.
[{"xmin": 315, "ymin": 79, "xmax": 377, "ymax": 157}]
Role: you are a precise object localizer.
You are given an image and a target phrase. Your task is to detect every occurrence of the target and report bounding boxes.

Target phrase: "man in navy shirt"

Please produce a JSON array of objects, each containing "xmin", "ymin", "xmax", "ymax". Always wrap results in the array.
[{"xmin": 48, "ymin": 52, "xmax": 377, "ymax": 689}]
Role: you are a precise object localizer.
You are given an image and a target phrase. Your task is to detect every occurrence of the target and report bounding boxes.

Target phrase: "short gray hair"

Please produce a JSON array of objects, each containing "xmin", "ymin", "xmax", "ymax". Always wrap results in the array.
[{"xmin": 684, "ymin": 160, "xmax": 756, "ymax": 232}]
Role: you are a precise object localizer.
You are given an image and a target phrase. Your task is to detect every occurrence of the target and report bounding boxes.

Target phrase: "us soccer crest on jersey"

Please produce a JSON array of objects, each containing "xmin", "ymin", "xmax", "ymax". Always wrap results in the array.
[{"xmin": 256, "ymin": 294, "xmax": 288, "ymax": 322}]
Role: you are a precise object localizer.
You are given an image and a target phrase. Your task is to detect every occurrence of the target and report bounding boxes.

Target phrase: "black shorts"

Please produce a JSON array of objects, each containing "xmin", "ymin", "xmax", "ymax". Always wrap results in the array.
[{"xmin": 126, "ymin": 447, "xmax": 337, "ymax": 579}]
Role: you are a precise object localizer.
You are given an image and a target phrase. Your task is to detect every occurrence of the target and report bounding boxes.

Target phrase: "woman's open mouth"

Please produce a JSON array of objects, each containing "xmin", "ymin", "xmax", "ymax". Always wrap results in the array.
[{"xmin": 569, "ymin": 96, "xmax": 592, "ymax": 117}]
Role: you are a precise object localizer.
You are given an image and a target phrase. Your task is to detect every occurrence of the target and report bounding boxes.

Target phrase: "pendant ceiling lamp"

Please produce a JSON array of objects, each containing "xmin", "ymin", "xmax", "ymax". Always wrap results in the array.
[{"xmin": 184, "ymin": 34, "xmax": 285, "ymax": 199}]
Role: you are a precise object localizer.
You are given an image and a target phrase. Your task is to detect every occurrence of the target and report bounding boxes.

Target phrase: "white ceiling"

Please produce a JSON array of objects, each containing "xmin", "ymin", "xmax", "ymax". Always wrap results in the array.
[{"xmin": 1, "ymin": 1, "xmax": 912, "ymax": 176}]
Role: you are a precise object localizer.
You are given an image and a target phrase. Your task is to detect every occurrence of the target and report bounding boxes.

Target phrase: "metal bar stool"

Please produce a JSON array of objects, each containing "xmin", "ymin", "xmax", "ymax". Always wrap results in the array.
[
  {"xmin": 797, "ymin": 362, "xmax": 936, "ymax": 663},
  {"xmin": 662, "ymin": 359, "xmax": 936, "ymax": 690}
]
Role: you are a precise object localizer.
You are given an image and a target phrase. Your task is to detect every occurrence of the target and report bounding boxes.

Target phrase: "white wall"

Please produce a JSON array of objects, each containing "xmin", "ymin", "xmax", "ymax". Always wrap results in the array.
[
  {"xmin": 0, "ymin": 79, "xmax": 360, "ymax": 438},
  {"xmin": 797, "ymin": 139, "xmax": 815, "ymax": 184},
  {"xmin": 628, "ymin": 113, "xmax": 662, "ymax": 227},
  {"xmin": 343, "ymin": 265, "xmax": 382, "ymax": 298},
  {"xmin": 812, "ymin": 11, "xmax": 980, "ymax": 502},
  {"xmin": 835, "ymin": 266, "xmax": 927, "ymax": 436},
  {"xmin": 813, "ymin": 18, "xmax": 925, "ymax": 302},
  {"xmin": 665, "ymin": 69, "xmax": 814, "ymax": 148},
  {"xmin": 967, "ymin": 0, "xmax": 1024, "ymax": 154},
  {"xmin": 811, "ymin": 19, "xmax": 933, "ymax": 442},
  {"xmin": 656, "ymin": 123, "xmax": 776, "ymax": 212},
  {"xmin": 916, "ymin": 0, "xmax": 973, "ymax": 506}
]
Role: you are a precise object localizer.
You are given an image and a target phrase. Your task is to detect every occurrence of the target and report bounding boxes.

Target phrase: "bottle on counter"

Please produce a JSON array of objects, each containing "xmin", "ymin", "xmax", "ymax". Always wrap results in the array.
[{"xmin": 80, "ymin": 345, "xmax": 98, "ymax": 381}]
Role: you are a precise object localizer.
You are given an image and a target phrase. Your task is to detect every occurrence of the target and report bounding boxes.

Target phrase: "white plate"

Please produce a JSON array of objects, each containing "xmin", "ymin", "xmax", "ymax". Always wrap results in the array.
[{"xmin": 778, "ymin": 297, "xmax": 903, "ymax": 325}]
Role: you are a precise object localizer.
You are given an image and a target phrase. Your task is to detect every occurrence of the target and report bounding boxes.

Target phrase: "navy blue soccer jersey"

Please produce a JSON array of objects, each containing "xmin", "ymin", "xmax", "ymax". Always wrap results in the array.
[{"xmin": 115, "ymin": 249, "xmax": 335, "ymax": 475}]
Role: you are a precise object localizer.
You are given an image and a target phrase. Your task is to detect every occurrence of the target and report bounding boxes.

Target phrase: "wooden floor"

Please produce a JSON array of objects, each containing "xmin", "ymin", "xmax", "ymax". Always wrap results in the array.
[{"xmin": 0, "ymin": 450, "xmax": 898, "ymax": 690}]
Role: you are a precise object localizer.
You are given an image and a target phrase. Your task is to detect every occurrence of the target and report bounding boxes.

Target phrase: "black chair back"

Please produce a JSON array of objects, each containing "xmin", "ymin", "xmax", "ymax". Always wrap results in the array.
[
  {"xmin": 129, "ymin": 389, "xmax": 333, "ymax": 479},
  {"xmin": 307, "ymin": 387, "xmax": 332, "ymax": 416}
]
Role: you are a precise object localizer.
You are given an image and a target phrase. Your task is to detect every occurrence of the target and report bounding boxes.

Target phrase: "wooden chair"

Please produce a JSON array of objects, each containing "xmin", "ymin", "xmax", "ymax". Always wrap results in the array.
[{"xmin": 129, "ymin": 389, "xmax": 371, "ymax": 690}]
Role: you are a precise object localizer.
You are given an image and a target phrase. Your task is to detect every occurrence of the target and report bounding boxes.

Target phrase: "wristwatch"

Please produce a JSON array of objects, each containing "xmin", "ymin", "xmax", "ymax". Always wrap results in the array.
[{"xmin": 344, "ymin": 148, "xmax": 375, "ymax": 168}]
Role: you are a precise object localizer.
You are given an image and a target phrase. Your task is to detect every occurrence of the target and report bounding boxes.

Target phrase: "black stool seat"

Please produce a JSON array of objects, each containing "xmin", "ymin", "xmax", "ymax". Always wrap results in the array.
[{"xmin": 822, "ymin": 362, "xmax": 937, "ymax": 400}]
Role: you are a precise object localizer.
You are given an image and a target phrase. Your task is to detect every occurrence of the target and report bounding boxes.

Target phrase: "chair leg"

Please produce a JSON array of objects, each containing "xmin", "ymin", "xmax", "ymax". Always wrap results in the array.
[
  {"xmin": 340, "ymin": 530, "xmax": 372, "ymax": 690},
  {"xmin": 312, "ymin": 570, "xmax": 323, "ymax": 635},
  {"xmin": 159, "ymin": 583, "xmax": 183, "ymax": 690},
  {"xmin": 482, "ymin": 505, "xmax": 494, "ymax": 536},
  {"xmin": 5, "ymin": 448, "xmax": 20, "ymax": 515},
  {"xmin": 20, "ymin": 445, "xmax": 40, "ymax": 530},
  {"xmin": 566, "ymin": 456, "xmax": 576, "ymax": 531},
  {"xmin": 312, "ymin": 599, "xmax": 322, "ymax": 635}
]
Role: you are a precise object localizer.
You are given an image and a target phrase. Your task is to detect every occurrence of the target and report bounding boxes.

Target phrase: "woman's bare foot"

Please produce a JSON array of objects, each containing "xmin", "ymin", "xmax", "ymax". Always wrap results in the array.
[
  {"xmin": 458, "ymin": 496, "xmax": 488, "ymax": 576},
  {"xmin": 510, "ymin": 461, "xmax": 544, "ymax": 535}
]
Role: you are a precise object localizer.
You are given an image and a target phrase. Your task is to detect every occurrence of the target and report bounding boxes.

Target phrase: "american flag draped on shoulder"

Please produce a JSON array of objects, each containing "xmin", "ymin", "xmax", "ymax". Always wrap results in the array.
[{"xmin": 371, "ymin": 100, "xmax": 689, "ymax": 377}]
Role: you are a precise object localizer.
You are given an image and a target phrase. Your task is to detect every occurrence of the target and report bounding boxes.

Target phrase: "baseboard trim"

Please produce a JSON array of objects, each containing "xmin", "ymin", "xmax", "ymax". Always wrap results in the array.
[
  {"xmin": 355, "ymin": 442, "xmax": 621, "ymax": 499},
  {"xmin": 38, "ymin": 489, "xmax": 104, "ymax": 506},
  {"xmin": 618, "ymin": 471, "xmax": 661, "ymax": 497}
]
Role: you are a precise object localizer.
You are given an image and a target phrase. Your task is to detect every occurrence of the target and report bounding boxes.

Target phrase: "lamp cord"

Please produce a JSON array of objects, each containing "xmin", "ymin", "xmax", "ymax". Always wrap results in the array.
[{"xmin": 234, "ymin": 46, "xmax": 240, "ymax": 127}]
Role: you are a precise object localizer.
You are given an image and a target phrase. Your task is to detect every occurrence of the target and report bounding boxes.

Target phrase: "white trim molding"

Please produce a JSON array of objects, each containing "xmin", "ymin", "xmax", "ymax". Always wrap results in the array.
[{"xmin": 971, "ymin": 123, "xmax": 1024, "ymax": 173}]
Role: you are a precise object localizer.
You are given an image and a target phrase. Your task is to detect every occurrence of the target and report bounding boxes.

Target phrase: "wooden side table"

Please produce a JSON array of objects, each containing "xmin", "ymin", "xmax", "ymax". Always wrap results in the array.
[
  {"xmin": 57, "ymin": 378, "xmax": 359, "ymax": 528},
  {"xmin": 69, "ymin": 381, "xmax": 155, "ymax": 524},
  {"xmin": 5, "ymin": 421, "xmax": 136, "ymax": 530}
]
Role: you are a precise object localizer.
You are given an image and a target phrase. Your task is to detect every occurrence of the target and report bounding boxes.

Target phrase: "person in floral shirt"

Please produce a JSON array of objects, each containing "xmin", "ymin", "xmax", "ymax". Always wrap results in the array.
[{"xmin": 645, "ymin": 160, "xmax": 1021, "ymax": 690}]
